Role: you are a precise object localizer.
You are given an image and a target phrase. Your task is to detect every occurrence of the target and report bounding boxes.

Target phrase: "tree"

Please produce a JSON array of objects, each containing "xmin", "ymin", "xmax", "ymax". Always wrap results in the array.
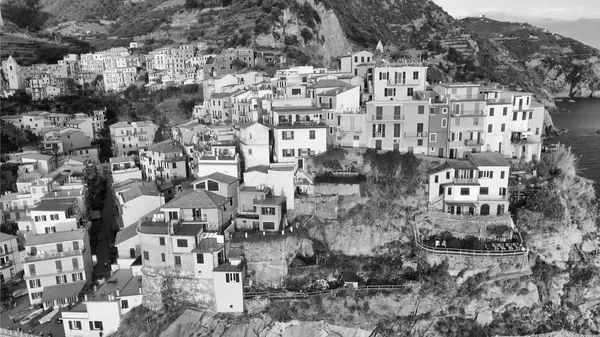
[{"xmin": 230, "ymin": 58, "xmax": 248, "ymax": 71}]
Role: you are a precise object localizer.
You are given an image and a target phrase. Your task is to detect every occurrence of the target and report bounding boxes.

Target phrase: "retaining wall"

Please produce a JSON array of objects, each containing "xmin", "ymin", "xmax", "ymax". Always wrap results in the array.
[
  {"xmin": 141, "ymin": 267, "xmax": 215, "ymax": 311},
  {"xmin": 314, "ymin": 183, "xmax": 360, "ymax": 196},
  {"xmin": 289, "ymin": 195, "xmax": 338, "ymax": 219}
]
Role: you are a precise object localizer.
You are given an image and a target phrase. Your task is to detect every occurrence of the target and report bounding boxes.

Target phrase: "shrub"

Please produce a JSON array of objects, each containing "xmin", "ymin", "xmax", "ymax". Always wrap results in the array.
[{"xmin": 300, "ymin": 28, "xmax": 313, "ymax": 41}]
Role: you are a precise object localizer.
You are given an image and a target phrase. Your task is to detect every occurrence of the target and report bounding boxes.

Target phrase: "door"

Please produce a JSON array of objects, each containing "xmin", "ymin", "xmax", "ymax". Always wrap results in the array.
[
  {"xmin": 480, "ymin": 204, "xmax": 490, "ymax": 216},
  {"xmin": 449, "ymin": 148, "xmax": 456, "ymax": 159},
  {"xmin": 297, "ymin": 158, "xmax": 304, "ymax": 169},
  {"xmin": 393, "ymin": 142, "xmax": 400, "ymax": 151},
  {"xmin": 194, "ymin": 208, "xmax": 202, "ymax": 220},
  {"xmin": 353, "ymin": 139, "xmax": 359, "ymax": 148},
  {"xmin": 438, "ymin": 147, "xmax": 444, "ymax": 157},
  {"xmin": 375, "ymin": 140, "xmax": 382, "ymax": 150}
]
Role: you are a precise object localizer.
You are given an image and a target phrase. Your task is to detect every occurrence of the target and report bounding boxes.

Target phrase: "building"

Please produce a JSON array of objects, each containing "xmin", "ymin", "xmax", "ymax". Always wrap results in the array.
[
  {"xmin": 271, "ymin": 106, "xmax": 327, "ymax": 167},
  {"xmin": 500, "ymin": 91, "xmax": 544, "ymax": 161},
  {"xmin": 103, "ymin": 67, "xmax": 137, "ymax": 92},
  {"xmin": 23, "ymin": 228, "xmax": 93, "ymax": 309},
  {"xmin": 61, "ymin": 268, "xmax": 143, "ymax": 337},
  {"xmin": 370, "ymin": 65, "xmax": 428, "ymax": 101},
  {"xmin": 243, "ymin": 163, "xmax": 296, "ymax": 210},
  {"xmin": 192, "ymin": 172, "xmax": 239, "ymax": 220},
  {"xmin": 65, "ymin": 118, "xmax": 96, "ymax": 140},
  {"xmin": 113, "ymin": 179, "xmax": 165, "ymax": 229},
  {"xmin": 340, "ymin": 51, "xmax": 375, "ymax": 76},
  {"xmin": 109, "ymin": 121, "xmax": 158, "ymax": 157},
  {"xmin": 427, "ymin": 152, "xmax": 510, "ymax": 216},
  {"xmin": 238, "ymin": 122, "xmax": 270, "ymax": 168},
  {"xmin": 42, "ymin": 128, "xmax": 91, "ymax": 155},
  {"xmin": 2, "ymin": 56, "xmax": 26, "ymax": 94},
  {"xmin": 70, "ymin": 146, "xmax": 100, "ymax": 163},
  {"xmin": 237, "ymin": 185, "xmax": 287, "ymax": 231},
  {"xmin": 139, "ymin": 139, "xmax": 188, "ymax": 182},
  {"xmin": 28, "ymin": 198, "xmax": 84, "ymax": 234},
  {"xmin": 110, "ymin": 156, "xmax": 142, "ymax": 184},
  {"xmin": 1, "ymin": 234, "xmax": 23, "ymax": 283}
]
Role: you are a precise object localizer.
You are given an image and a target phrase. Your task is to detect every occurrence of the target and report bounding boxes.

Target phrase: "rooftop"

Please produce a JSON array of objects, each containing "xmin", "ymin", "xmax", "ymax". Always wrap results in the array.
[
  {"xmin": 88, "ymin": 269, "xmax": 142, "ymax": 301},
  {"xmin": 42, "ymin": 281, "xmax": 86, "ymax": 303},
  {"xmin": 317, "ymin": 86, "xmax": 357, "ymax": 97},
  {"xmin": 163, "ymin": 189, "xmax": 228, "ymax": 209},
  {"xmin": 192, "ymin": 237, "xmax": 225, "ymax": 253},
  {"xmin": 272, "ymin": 106, "xmax": 323, "ymax": 114},
  {"xmin": 147, "ymin": 139, "xmax": 182, "ymax": 154},
  {"xmin": 173, "ymin": 223, "xmax": 205, "ymax": 236},
  {"xmin": 25, "ymin": 229, "xmax": 85, "ymax": 246},
  {"xmin": 115, "ymin": 223, "xmax": 139, "ymax": 245},
  {"xmin": 468, "ymin": 152, "xmax": 510, "ymax": 167},
  {"xmin": 195, "ymin": 172, "xmax": 238, "ymax": 185},
  {"xmin": 245, "ymin": 165, "xmax": 269, "ymax": 174},
  {"xmin": 307, "ymin": 79, "xmax": 353, "ymax": 89},
  {"xmin": 31, "ymin": 198, "xmax": 76, "ymax": 212},
  {"xmin": 120, "ymin": 181, "xmax": 161, "ymax": 202},
  {"xmin": 0, "ymin": 233, "xmax": 20, "ymax": 243},
  {"xmin": 110, "ymin": 156, "xmax": 136, "ymax": 164},
  {"xmin": 213, "ymin": 261, "xmax": 244, "ymax": 272},
  {"xmin": 21, "ymin": 154, "xmax": 52, "ymax": 161},
  {"xmin": 255, "ymin": 195, "xmax": 286, "ymax": 205}
]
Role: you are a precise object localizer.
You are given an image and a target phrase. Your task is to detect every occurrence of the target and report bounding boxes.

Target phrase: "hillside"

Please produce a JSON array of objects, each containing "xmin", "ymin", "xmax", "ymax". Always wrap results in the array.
[{"xmin": 2, "ymin": 0, "xmax": 600, "ymax": 103}]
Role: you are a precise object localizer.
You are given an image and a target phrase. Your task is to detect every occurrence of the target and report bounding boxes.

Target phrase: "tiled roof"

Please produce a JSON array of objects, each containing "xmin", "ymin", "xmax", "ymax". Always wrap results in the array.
[
  {"xmin": 163, "ymin": 189, "xmax": 228, "ymax": 209},
  {"xmin": 25, "ymin": 229, "xmax": 85, "ymax": 246},
  {"xmin": 110, "ymin": 121, "xmax": 131, "ymax": 128},
  {"xmin": 121, "ymin": 181, "xmax": 161, "ymax": 202},
  {"xmin": 147, "ymin": 139, "xmax": 182, "ymax": 154},
  {"xmin": 31, "ymin": 198, "xmax": 76, "ymax": 212},
  {"xmin": 468, "ymin": 152, "xmax": 510, "ymax": 167},
  {"xmin": 307, "ymin": 79, "xmax": 353, "ymax": 89},
  {"xmin": 318, "ymin": 86, "xmax": 356, "ymax": 97},
  {"xmin": 42, "ymin": 281, "xmax": 86, "ymax": 303},
  {"xmin": 115, "ymin": 223, "xmax": 140, "ymax": 245},
  {"xmin": 195, "ymin": 172, "xmax": 238, "ymax": 185}
]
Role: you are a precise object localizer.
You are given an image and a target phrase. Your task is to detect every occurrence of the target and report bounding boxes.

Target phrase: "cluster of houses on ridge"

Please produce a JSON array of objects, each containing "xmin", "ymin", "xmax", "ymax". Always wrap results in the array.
[{"xmin": 0, "ymin": 49, "xmax": 544, "ymax": 336}]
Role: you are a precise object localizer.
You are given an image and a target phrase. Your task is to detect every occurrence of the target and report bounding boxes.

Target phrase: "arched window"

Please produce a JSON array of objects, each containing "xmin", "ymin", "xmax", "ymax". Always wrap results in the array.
[{"xmin": 480, "ymin": 204, "xmax": 490, "ymax": 216}]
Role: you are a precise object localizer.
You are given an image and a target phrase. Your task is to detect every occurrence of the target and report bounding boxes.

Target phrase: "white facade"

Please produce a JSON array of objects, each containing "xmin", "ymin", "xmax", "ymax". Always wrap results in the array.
[
  {"xmin": 239, "ymin": 122, "xmax": 270, "ymax": 168},
  {"xmin": 1, "ymin": 234, "xmax": 23, "ymax": 283},
  {"xmin": 371, "ymin": 66, "xmax": 427, "ymax": 101}
]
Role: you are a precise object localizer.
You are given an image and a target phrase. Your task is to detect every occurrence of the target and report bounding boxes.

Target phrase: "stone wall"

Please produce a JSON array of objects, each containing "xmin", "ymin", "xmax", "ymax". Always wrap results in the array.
[
  {"xmin": 230, "ymin": 235, "xmax": 313, "ymax": 287},
  {"xmin": 289, "ymin": 195, "xmax": 338, "ymax": 219},
  {"xmin": 423, "ymin": 251, "xmax": 531, "ymax": 277},
  {"xmin": 314, "ymin": 183, "xmax": 360, "ymax": 196},
  {"xmin": 420, "ymin": 214, "xmax": 514, "ymax": 240},
  {"xmin": 142, "ymin": 267, "xmax": 215, "ymax": 311}
]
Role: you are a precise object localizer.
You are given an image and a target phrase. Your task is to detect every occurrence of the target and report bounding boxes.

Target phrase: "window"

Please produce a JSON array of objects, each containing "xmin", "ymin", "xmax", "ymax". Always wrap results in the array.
[
  {"xmin": 488, "ymin": 124, "xmax": 493, "ymax": 133},
  {"xmin": 68, "ymin": 321, "xmax": 82, "ymax": 330},
  {"xmin": 72, "ymin": 272, "xmax": 83, "ymax": 281},
  {"xmin": 174, "ymin": 256, "xmax": 182, "ymax": 267},
  {"xmin": 460, "ymin": 188, "xmax": 470, "ymax": 196},
  {"xmin": 418, "ymin": 105, "xmax": 425, "ymax": 114},
  {"xmin": 446, "ymin": 172, "xmax": 450, "ymax": 179},
  {"xmin": 57, "ymin": 243, "xmax": 63, "ymax": 253},
  {"xmin": 282, "ymin": 131, "xmax": 294, "ymax": 140},
  {"xmin": 309, "ymin": 130, "xmax": 315, "ymax": 139},
  {"xmin": 503, "ymin": 107, "xmax": 508, "ymax": 115},
  {"xmin": 73, "ymin": 241, "xmax": 79, "ymax": 251},
  {"xmin": 441, "ymin": 118, "xmax": 447, "ymax": 128},
  {"xmin": 529, "ymin": 111, "xmax": 533, "ymax": 119},
  {"xmin": 479, "ymin": 187, "xmax": 489, "ymax": 195},
  {"xmin": 176, "ymin": 239, "xmax": 188, "ymax": 248},
  {"xmin": 394, "ymin": 106, "xmax": 401, "ymax": 119},
  {"xmin": 89, "ymin": 321, "xmax": 103, "ymax": 331},
  {"xmin": 248, "ymin": 149, "xmax": 253, "ymax": 155},
  {"xmin": 226, "ymin": 272, "xmax": 240, "ymax": 283},
  {"xmin": 121, "ymin": 300, "xmax": 129, "ymax": 309},
  {"xmin": 375, "ymin": 106, "xmax": 383, "ymax": 120},
  {"xmin": 143, "ymin": 251, "xmax": 149, "ymax": 260},
  {"xmin": 172, "ymin": 162, "xmax": 177, "ymax": 169},
  {"xmin": 407, "ymin": 88, "xmax": 413, "ymax": 96},
  {"xmin": 501, "ymin": 171, "xmax": 505, "ymax": 179},
  {"xmin": 50, "ymin": 214, "xmax": 59, "ymax": 220},
  {"xmin": 384, "ymin": 88, "xmax": 396, "ymax": 96},
  {"xmin": 434, "ymin": 175, "xmax": 439, "ymax": 183},
  {"xmin": 72, "ymin": 258, "xmax": 79, "ymax": 269},
  {"xmin": 31, "ymin": 292, "xmax": 42, "ymax": 299},
  {"xmin": 442, "ymin": 108, "xmax": 448, "ymax": 114},
  {"xmin": 430, "ymin": 133, "xmax": 437, "ymax": 142},
  {"xmin": 262, "ymin": 207, "xmax": 276, "ymax": 215},
  {"xmin": 55, "ymin": 275, "xmax": 67, "ymax": 284},
  {"xmin": 56, "ymin": 260, "xmax": 62, "ymax": 271},
  {"xmin": 29, "ymin": 279, "xmax": 41, "ymax": 288},
  {"xmin": 447, "ymin": 187, "xmax": 452, "ymax": 195},
  {"xmin": 159, "ymin": 253, "xmax": 164, "ymax": 262},
  {"xmin": 196, "ymin": 182, "xmax": 206, "ymax": 189},
  {"xmin": 535, "ymin": 127, "xmax": 540, "ymax": 135},
  {"xmin": 196, "ymin": 253, "xmax": 204, "ymax": 264},
  {"xmin": 417, "ymin": 139, "xmax": 424, "ymax": 146},
  {"xmin": 489, "ymin": 108, "xmax": 494, "ymax": 116},
  {"xmin": 512, "ymin": 112, "xmax": 518, "ymax": 121},
  {"xmin": 29, "ymin": 264, "xmax": 36, "ymax": 275},
  {"xmin": 413, "ymin": 71, "xmax": 419, "ymax": 80},
  {"xmin": 501, "ymin": 123, "xmax": 506, "ymax": 132},
  {"xmin": 159, "ymin": 237, "xmax": 165, "ymax": 246},
  {"xmin": 473, "ymin": 118, "xmax": 479, "ymax": 126},
  {"xmin": 282, "ymin": 149, "xmax": 295, "ymax": 157},
  {"xmin": 353, "ymin": 135, "xmax": 360, "ymax": 140},
  {"xmin": 394, "ymin": 124, "xmax": 401, "ymax": 137},
  {"xmin": 207, "ymin": 180, "xmax": 219, "ymax": 191}
]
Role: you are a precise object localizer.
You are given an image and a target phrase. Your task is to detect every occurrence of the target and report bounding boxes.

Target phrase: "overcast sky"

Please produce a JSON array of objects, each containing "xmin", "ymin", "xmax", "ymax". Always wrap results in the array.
[{"xmin": 431, "ymin": 0, "xmax": 600, "ymax": 20}]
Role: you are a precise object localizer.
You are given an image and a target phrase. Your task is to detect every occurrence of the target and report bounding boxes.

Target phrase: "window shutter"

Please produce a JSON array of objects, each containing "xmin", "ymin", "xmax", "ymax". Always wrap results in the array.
[
  {"xmin": 235, "ymin": 273, "xmax": 240, "ymax": 283},
  {"xmin": 490, "ymin": 171, "xmax": 494, "ymax": 179},
  {"xmin": 68, "ymin": 321, "xmax": 73, "ymax": 330},
  {"xmin": 226, "ymin": 274, "xmax": 230, "ymax": 283},
  {"xmin": 479, "ymin": 171, "xmax": 483, "ymax": 178},
  {"xmin": 89, "ymin": 322, "xmax": 94, "ymax": 330}
]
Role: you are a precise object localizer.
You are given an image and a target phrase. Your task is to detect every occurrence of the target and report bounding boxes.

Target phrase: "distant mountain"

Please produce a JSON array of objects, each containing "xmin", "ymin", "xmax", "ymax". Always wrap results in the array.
[{"xmin": 1, "ymin": 0, "xmax": 599, "ymax": 103}]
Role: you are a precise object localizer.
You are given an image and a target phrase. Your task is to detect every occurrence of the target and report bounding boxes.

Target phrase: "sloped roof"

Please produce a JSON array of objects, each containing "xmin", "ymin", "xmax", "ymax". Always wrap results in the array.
[
  {"xmin": 31, "ymin": 198, "xmax": 76, "ymax": 212},
  {"xmin": 0, "ymin": 233, "xmax": 20, "ymax": 243},
  {"xmin": 25, "ymin": 229, "xmax": 85, "ymax": 246},
  {"xmin": 110, "ymin": 121, "xmax": 131, "ymax": 128},
  {"xmin": 468, "ymin": 152, "xmax": 510, "ymax": 167},
  {"xmin": 121, "ymin": 181, "xmax": 161, "ymax": 202},
  {"xmin": 42, "ymin": 281, "xmax": 86, "ymax": 303},
  {"xmin": 195, "ymin": 172, "xmax": 238, "ymax": 185},
  {"xmin": 21, "ymin": 154, "xmax": 52, "ymax": 161},
  {"xmin": 307, "ymin": 79, "xmax": 353, "ymax": 89},
  {"xmin": 163, "ymin": 189, "xmax": 228, "ymax": 209},
  {"xmin": 317, "ymin": 86, "xmax": 356, "ymax": 97},
  {"xmin": 115, "ymin": 223, "xmax": 139, "ymax": 245},
  {"xmin": 245, "ymin": 165, "xmax": 269, "ymax": 174},
  {"xmin": 147, "ymin": 139, "xmax": 182, "ymax": 154}
]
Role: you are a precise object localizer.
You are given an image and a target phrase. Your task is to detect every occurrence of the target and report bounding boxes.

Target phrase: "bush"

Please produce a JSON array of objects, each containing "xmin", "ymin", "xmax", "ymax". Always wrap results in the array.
[{"xmin": 314, "ymin": 172, "xmax": 366, "ymax": 184}]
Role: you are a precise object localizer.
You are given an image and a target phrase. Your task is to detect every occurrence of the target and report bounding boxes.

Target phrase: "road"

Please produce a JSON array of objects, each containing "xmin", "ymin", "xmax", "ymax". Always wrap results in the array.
[{"xmin": 92, "ymin": 165, "xmax": 118, "ymax": 280}]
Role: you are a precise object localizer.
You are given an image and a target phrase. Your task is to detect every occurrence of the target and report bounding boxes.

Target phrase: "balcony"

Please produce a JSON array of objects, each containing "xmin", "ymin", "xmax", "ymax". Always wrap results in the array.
[
  {"xmin": 452, "ymin": 177, "xmax": 478, "ymax": 184},
  {"xmin": 386, "ymin": 79, "xmax": 407, "ymax": 86},
  {"xmin": 23, "ymin": 247, "xmax": 86, "ymax": 263},
  {"xmin": 404, "ymin": 131, "xmax": 428, "ymax": 138},
  {"xmin": 0, "ymin": 248, "xmax": 13, "ymax": 256},
  {"xmin": 297, "ymin": 149, "xmax": 316, "ymax": 157},
  {"xmin": 478, "ymin": 194, "xmax": 509, "ymax": 201},
  {"xmin": 112, "ymin": 167, "xmax": 140, "ymax": 173},
  {"xmin": 0, "ymin": 260, "xmax": 13, "ymax": 269},
  {"xmin": 319, "ymin": 103, "xmax": 332, "ymax": 109},
  {"xmin": 451, "ymin": 110, "xmax": 486, "ymax": 117},
  {"xmin": 464, "ymin": 139, "xmax": 484, "ymax": 146},
  {"xmin": 276, "ymin": 121, "xmax": 326, "ymax": 128}
]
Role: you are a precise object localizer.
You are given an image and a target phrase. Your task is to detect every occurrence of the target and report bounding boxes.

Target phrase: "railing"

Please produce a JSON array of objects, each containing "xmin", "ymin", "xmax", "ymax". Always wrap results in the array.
[
  {"xmin": 451, "ymin": 177, "xmax": 478, "ymax": 184},
  {"xmin": 244, "ymin": 284, "xmax": 412, "ymax": 300},
  {"xmin": 0, "ymin": 248, "xmax": 13, "ymax": 255},
  {"xmin": 477, "ymin": 194, "xmax": 509, "ymax": 201},
  {"xmin": 451, "ymin": 110, "xmax": 486, "ymax": 117},
  {"xmin": 510, "ymin": 138, "xmax": 539, "ymax": 144},
  {"xmin": 319, "ymin": 103, "xmax": 332, "ymax": 109},
  {"xmin": 112, "ymin": 167, "xmax": 139, "ymax": 173},
  {"xmin": 23, "ymin": 247, "xmax": 85, "ymax": 262},
  {"xmin": 428, "ymin": 210, "xmax": 513, "ymax": 224},
  {"xmin": 387, "ymin": 79, "xmax": 406, "ymax": 85},
  {"xmin": 0, "ymin": 260, "xmax": 13, "ymax": 269},
  {"xmin": 414, "ymin": 239, "xmax": 527, "ymax": 257},
  {"xmin": 404, "ymin": 131, "xmax": 428, "ymax": 138},
  {"xmin": 464, "ymin": 139, "xmax": 483, "ymax": 146},
  {"xmin": 277, "ymin": 121, "xmax": 326, "ymax": 127}
]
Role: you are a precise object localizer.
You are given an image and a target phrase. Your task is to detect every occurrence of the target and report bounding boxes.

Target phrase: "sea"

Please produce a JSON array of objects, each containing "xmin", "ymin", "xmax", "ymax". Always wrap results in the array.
[{"xmin": 545, "ymin": 98, "xmax": 600, "ymax": 198}]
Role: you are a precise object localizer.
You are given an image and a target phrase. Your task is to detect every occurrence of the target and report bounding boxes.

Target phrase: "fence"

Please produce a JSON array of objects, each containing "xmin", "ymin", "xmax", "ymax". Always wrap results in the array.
[
  {"xmin": 244, "ymin": 284, "xmax": 411, "ymax": 301},
  {"xmin": 414, "ymin": 238, "xmax": 528, "ymax": 257}
]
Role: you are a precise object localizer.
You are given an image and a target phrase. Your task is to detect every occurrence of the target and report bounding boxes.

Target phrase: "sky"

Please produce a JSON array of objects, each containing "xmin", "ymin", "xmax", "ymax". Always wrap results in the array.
[{"xmin": 431, "ymin": 0, "xmax": 600, "ymax": 20}]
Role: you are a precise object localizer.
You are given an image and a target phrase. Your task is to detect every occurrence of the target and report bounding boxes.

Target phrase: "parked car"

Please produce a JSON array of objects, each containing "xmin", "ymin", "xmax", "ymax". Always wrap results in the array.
[
  {"xmin": 20, "ymin": 308, "xmax": 43, "ymax": 325},
  {"xmin": 9, "ymin": 306, "xmax": 36, "ymax": 322}
]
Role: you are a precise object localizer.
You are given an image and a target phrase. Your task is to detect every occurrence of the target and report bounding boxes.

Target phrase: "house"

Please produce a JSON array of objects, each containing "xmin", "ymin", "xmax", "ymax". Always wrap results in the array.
[
  {"xmin": 202, "ymin": 74, "xmax": 238, "ymax": 99},
  {"xmin": 61, "ymin": 268, "xmax": 143, "ymax": 337},
  {"xmin": 500, "ymin": 91, "xmax": 544, "ymax": 161},
  {"xmin": 427, "ymin": 152, "xmax": 510, "ymax": 216},
  {"xmin": 212, "ymin": 249, "xmax": 246, "ymax": 312},
  {"xmin": 314, "ymin": 86, "xmax": 360, "ymax": 113},
  {"xmin": 444, "ymin": 96, "xmax": 488, "ymax": 159},
  {"xmin": 0, "ymin": 234, "xmax": 23, "ymax": 283},
  {"xmin": 103, "ymin": 66, "xmax": 137, "ymax": 92},
  {"xmin": 340, "ymin": 51, "xmax": 374, "ymax": 76},
  {"xmin": 271, "ymin": 106, "xmax": 327, "ymax": 167},
  {"xmin": 65, "ymin": 118, "xmax": 96, "ymax": 140},
  {"xmin": 23, "ymin": 228, "xmax": 93, "ymax": 309},
  {"xmin": 243, "ymin": 163, "xmax": 296, "ymax": 210},
  {"xmin": 20, "ymin": 154, "xmax": 56, "ymax": 175},
  {"xmin": 236, "ymin": 185, "xmax": 287, "ymax": 232},
  {"xmin": 139, "ymin": 139, "xmax": 188, "ymax": 182},
  {"xmin": 370, "ymin": 65, "xmax": 428, "ymax": 101},
  {"xmin": 339, "ymin": 271, "xmax": 359, "ymax": 288},
  {"xmin": 110, "ymin": 156, "xmax": 142, "ymax": 184},
  {"xmin": 238, "ymin": 122, "xmax": 270, "ymax": 168},
  {"xmin": 109, "ymin": 121, "xmax": 158, "ymax": 157},
  {"xmin": 42, "ymin": 128, "xmax": 91, "ymax": 155},
  {"xmin": 70, "ymin": 146, "xmax": 100, "ymax": 163},
  {"xmin": 332, "ymin": 109, "xmax": 367, "ymax": 148},
  {"xmin": 2, "ymin": 55, "xmax": 26, "ymax": 94},
  {"xmin": 306, "ymin": 79, "xmax": 354, "ymax": 103},
  {"xmin": 28, "ymin": 198, "xmax": 84, "ymax": 234},
  {"xmin": 113, "ymin": 179, "xmax": 165, "ymax": 229},
  {"xmin": 115, "ymin": 224, "xmax": 142, "ymax": 270},
  {"xmin": 195, "ymin": 142, "xmax": 241, "ymax": 179}
]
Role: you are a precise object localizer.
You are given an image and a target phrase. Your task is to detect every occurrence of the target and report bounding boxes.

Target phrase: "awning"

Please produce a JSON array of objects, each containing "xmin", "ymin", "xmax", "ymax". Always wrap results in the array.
[
  {"xmin": 41, "ymin": 281, "xmax": 87, "ymax": 303},
  {"xmin": 444, "ymin": 201, "xmax": 477, "ymax": 207}
]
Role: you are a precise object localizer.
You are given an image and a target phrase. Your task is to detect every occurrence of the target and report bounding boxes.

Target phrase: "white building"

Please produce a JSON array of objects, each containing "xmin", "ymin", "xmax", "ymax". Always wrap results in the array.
[
  {"xmin": 113, "ymin": 179, "xmax": 165, "ymax": 229},
  {"xmin": 238, "ymin": 122, "xmax": 270, "ymax": 168},
  {"xmin": 1, "ymin": 234, "xmax": 23, "ymax": 283},
  {"xmin": 371, "ymin": 65, "xmax": 428, "ymax": 101},
  {"xmin": 110, "ymin": 156, "xmax": 142, "ymax": 184},
  {"xmin": 340, "ymin": 51, "xmax": 375, "ymax": 76}
]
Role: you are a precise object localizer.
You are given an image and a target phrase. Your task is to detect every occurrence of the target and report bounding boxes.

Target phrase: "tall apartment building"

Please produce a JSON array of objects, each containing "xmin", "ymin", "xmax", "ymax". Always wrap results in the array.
[
  {"xmin": 1, "ymin": 234, "xmax": 23, "ymax": 283},
  {"xmin": 103, "ymin": 67, "xmax": 137, "ymax": 92},
  {"xmin": 24, "ymin": 228, "xmax": 93, "ymax": 309},
  {"xmin": 139, "ymin": 139, "xmax": 188, "ymax": 182},
  {"xmin": 370, "ymin": 65, "xmax": 428, "ymax": 101},
  {"xmin": 109, "ymin": 121, "xmax": 158, "ymax": 157}
]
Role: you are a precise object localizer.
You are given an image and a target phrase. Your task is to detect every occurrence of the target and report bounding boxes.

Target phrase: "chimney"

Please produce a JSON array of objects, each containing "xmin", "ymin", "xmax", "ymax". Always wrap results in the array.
[
  {"xmin": 116, "ymin": 289, "xmax": 120, "ymax": 297},
  {"xmin": 93, "ymin": 285, "xmax": 97, "ymax": 292},
  {"xmin": 138, "ymin": 287, "xmax": 142, "ymax": 294},
  {"xmin": 84, "ymin": 294, "xmax": 88, "ymax": 301}
]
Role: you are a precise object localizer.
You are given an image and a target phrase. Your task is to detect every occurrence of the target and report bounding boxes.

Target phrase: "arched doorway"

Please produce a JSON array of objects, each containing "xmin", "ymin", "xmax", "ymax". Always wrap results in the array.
[
  {"xmin": 497, "ymin": 204, "xmax": 505, "ymax": 216},
  {"xmin": 480, "ymin": 204, "xmax": 490, "ymax": 216}
]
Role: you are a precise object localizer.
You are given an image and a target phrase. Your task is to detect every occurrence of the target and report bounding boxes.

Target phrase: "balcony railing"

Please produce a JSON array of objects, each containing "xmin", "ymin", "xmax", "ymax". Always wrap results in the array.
[
  {"xmin": 478, "ymin": 194, "xmax": 509, "ymax": 201},
  {"xmin": 319, "ymin": 103, "xmax": 332, "ymax": 109},
  {"xmin": 452, "ymin": 177, "xmax": 478, "ymax": 184},
  {"xmin": 387, "ymin": 79, "xmax": 406, "ymax": 85},
  {"xmin": 464, "ymin": 139, "xmax": 483, "ymax": 146},
  {"xmin": 510, "ymin": 137, "xmax": 539, "ymax": 144},
  {"xmin": 277, "ymin": 121, "xmax": 326, "ymax": 127},
  {"xmin": 23, "ymin": 247, "xmax": 85, "ymax": 262},
  {"xmin": 404, "ymin": 131, "xmax": 428, "ymax": 138},
  {"xmin": 0, "ymin": 260, "xmax": 13, "ymax": 269},
  {"xmin": 0, "ymin": 248, "xmax": 13, "ymax": 256},
  {"xmin": 451, "ymin": 110, "xmax": 486, "ymax": 117}
]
